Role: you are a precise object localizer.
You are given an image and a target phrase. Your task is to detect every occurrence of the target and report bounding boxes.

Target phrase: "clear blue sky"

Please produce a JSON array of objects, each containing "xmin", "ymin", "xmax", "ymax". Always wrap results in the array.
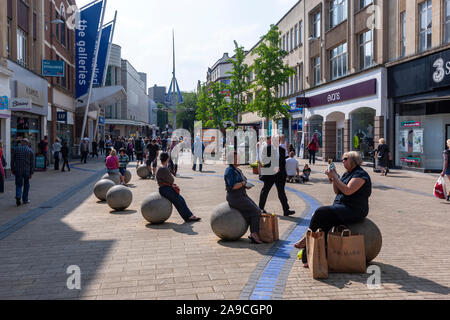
[{"xmin": 76, "ymin": 0, "xmax": 299, "ymax": 92}]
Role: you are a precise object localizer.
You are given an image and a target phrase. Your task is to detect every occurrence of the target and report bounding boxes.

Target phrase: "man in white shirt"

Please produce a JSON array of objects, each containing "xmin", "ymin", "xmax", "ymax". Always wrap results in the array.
[{"xmin": 285, "ymin": 151, "xmax": 300, "ymax": 183}]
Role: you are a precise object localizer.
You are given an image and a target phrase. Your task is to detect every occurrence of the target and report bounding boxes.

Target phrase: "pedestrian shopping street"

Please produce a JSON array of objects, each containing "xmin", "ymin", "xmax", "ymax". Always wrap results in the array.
[{"xmin": 0, "ymin": 154, "xmax": 449, "ymax": 300}]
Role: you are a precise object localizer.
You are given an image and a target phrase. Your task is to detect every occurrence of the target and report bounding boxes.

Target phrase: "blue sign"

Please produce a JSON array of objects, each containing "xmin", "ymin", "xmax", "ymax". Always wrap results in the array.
[
  {"xmin": 93, "ymin": 23, "xmax": 112, "ymax": 87},
  {"xmin": 57, "ymin": 111, "xmax": 67, "ymax": 123},
  {"xmin": 42, "ymin": 60, "xmax": 65, "ymax": 77},
  {"xmin": 76, "ymin": 0, "xmax": 104, "ymax": 98},
  {"xmin": 99, "ymin": 116, "xmax": 105, "ymax": 125},
  {"xmin": 0, "ymin": 96, "xmax": 8, "ymax": 111}
]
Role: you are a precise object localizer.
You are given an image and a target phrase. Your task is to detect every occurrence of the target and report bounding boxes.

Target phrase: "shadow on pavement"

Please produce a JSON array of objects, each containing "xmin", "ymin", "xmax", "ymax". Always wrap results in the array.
[
  {"xmin": 109, "ymin": 210, "xmax": 137, "ymax": 215},
  {"xmin": 320, "ymin": 262, "xmax": 450, "ymax": 295},
  {"xmin": 145, "ymin": 222, "xmax": 199, "ymax": 236}
]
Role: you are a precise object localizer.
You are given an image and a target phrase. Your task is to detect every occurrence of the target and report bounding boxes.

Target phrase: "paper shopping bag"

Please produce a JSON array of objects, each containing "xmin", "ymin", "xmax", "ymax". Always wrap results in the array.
[
  {"xmin": 259, "ymin": 214, "xmax": 279, "ymax": 243},
  {"xmin": 327, "ymin": 227, "xmax": 366, "ymax": 274},
  {"xmin": 306, "ymin": 229, "xmax": 328, "ymax": 279}
]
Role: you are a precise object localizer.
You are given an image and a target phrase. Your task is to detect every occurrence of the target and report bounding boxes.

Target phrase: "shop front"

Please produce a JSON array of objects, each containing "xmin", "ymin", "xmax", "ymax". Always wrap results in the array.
[
  {"xmin": 302, "ymin": 67, "xmax": 387, "ymax": 162},
  {"xmin": 288, "ymin": 97, "xmax": 303, "ymax": 157},
  {"xmin": 0, "ymin": 64, "xmax": 13, "ymax": 169},
  {"xmin": 389, "ymin": 48, "xmax": 450, "ymax": 171},
  {"xmin": 8, "ymin": 60, "xmax": 48, "ymax": 155}
]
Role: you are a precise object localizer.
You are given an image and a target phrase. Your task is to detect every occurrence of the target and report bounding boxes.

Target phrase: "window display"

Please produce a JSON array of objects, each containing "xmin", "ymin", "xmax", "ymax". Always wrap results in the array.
[{"xmin": 351, "ymin": 108, "xmax": 375, "ymax": 162}]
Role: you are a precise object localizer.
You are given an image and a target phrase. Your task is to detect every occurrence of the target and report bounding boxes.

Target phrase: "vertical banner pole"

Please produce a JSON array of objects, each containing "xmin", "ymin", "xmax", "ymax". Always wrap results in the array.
[{"xmin": 79, "ymin": 0, "xmax": 107, "ymax": 154}]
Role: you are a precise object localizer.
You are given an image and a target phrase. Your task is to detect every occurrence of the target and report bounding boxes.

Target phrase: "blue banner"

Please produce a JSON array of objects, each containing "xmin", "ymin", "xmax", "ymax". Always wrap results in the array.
[
  {"xmin": 0, "ymin": 96, "xmax": 8, "ymax": 111},
  {"xmin": 42, "ymin": 60, "xmax": 65, "ymax": 77},
  {"xmin": 75, "ymin": 0, "xmax": 104, "ymax": 98},
  {"xmin": 93, "ymin": 23, "xmax": 112, "ymax": 87}
]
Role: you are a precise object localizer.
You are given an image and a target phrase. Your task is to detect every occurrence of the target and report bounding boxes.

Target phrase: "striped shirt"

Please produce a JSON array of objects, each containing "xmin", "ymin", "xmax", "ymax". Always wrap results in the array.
[{"xmin": 119, "ymin": 155, "xmax": 129, "ymax": 168}]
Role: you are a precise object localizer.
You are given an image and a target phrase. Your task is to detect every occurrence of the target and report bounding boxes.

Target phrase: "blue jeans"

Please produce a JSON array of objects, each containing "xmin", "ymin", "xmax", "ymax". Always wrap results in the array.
[
  {"xmin": 159, "ymin": 186, "xmax": 193, "ymax": 222},
  {"xmin": 15, "ymin": 173, "xmax": 30, "ymax": 201}
]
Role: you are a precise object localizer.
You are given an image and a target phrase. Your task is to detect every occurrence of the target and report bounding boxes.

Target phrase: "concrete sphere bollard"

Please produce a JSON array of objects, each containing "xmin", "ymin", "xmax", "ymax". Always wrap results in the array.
[
  {"xmin": 102, "ymin": 173, "xmax": 121, "ymax": 185},
  {"xmin": 106, "ymin": 185, "xmax": 133, "ymax": 211},
  {"xmin": 94, "ymin": 179, "xmax": 116, "ymax": 201},
  {"xmin": 124, "ymin": 170, "xmax": 132, "ymax": 184},
  {"xmin": 137, "ymin": 165, "xmax": 150, "ymax": 179},
  {"xmin": 211, "ymin": 203, "xmax": 249, "ymax": 241},
  {"xmin": 347, "ymin": 218, "xmax": 383, "ymax": 263},
  {"xmin": 141, "ymin": 192, "xmax": 173, "ymax": 224}
]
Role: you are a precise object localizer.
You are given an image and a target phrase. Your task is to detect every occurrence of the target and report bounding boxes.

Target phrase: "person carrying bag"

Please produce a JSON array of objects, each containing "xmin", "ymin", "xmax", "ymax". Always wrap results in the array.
[
  {"xmin": 258, "ymin": 213, "xmax": 279, "ymax": 243},
  {"xmin": 306, "ymin": 228, "xmax": 328, "ymax": 279},
  {"xmin": 327, "ymin": 226, "xmax": 366, "ymax": 274}
]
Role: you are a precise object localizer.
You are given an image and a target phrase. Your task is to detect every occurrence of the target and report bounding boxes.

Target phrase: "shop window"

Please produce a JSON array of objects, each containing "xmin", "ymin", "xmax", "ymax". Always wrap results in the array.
[
  {"xmin": 309, "ymin": 116, "xmax": 323, "ymax": 158},
  {"xmin": 350, "ymin": 108, "xmax": 375, "ymax": 162}
]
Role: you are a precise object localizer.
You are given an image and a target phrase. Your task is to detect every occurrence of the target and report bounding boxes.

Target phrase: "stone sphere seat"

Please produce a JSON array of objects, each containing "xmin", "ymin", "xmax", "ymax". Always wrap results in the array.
[
  {"xmin": 94, "ymin": 179, "xmax": 115, "ymax": 201},
  {"xmin": 106, "ymin": 185, "xmax": 133, "ymax": 211},
  {"xmin": 141, "ymin": 192, "xmax": 173, "ymax": 224},
  {"xmin": 347, "ymin": 218, "xmax": 383, "ymax": 263},
  {"xmin": 211, "ymin": 202, "xmax": 249, "ymax": 241},
  {"xmin": 137, "ymin": 165, "xmax": 150, "ymax": 179},
  {"xmin": 102, "ymin": 173, "xmax": 120, "ymax": 185},
  {"xmin": 124, "ymin": 170, "xmax": 132, "ymax": 184}
]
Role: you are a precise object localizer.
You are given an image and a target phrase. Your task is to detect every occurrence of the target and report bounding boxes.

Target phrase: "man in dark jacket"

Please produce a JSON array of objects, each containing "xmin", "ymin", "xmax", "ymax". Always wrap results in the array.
[
  {"xmin": 258, "ymin": 136, "xmax": 295, "ymax": 217},
  {"xmin": 12, "ymin": 139, "xmax": 35, "ymax": 206}
]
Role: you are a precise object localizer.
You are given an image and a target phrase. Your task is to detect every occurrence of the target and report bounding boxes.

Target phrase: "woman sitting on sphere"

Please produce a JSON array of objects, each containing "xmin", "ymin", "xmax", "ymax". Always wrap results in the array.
[
  {"xmin": 224, "ymin": 152, "xmax": 263, "ymax": 244},
  {"xmin": 106, "ymin": 149, "xmax": 120, "ymax": 175},
  {"xmin": 156, "ymin": 152, "xmax": 201, "ymax": 223},
  {"xmin": 294, "ymin": 151, "xmax": 372, "ymax": 264}
]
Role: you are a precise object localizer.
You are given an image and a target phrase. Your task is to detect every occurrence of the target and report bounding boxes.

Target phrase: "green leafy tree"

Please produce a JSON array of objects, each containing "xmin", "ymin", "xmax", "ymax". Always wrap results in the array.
[
  {"xmin": 249, "ymin": 24, "xmax": 295, "ymax": 134},
  {"xmin": 176, "ymin": 92, "xmax": 198, "ymax": 133},
  {"xmin": 208, "ymin": 81, "xmax": 229, "ymax": 129},
  {"xmin": 196, "ymin": 83, "xmax": 212, "ymax": 128},
  {"xmin": 226, "ymin": 41, "xmax": 251, "ymax": 126}
]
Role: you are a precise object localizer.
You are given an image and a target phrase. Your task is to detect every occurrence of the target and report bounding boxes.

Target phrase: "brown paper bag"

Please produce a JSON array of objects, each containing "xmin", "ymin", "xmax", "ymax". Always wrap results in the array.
[
  {"xmin": 306, "ymin": 229, "xmax": 328, "ymax": 279},
  {"xmin": 259, "ymin": 214, "xmax": 279, "ymax": 243},
  {"xmin": 327, "ymin": 227, "xmax": 366, "ymax": 274}
]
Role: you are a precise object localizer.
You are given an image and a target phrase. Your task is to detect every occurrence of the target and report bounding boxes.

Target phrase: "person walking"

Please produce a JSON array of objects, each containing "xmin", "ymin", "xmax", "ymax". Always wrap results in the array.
[
  {"xmin": 61, "ymin": 141, "xmax": 70, "ymax": 172},
  {"xmin": 99, "ymin": 138, "xmax": 105, "ymax": 155},
  {"xmin": 127, "ymin": 138, "xmax": 134, "ymax": 162},
  {"xmin": 442, "ymin": 139, "xmax": 450, "ymax": 202},
  {"xmin": 105, "ymin": 135, "xmax": 113, "ymax": 156},
  {"xmin": 156, "ymin": 152, "xmax": 201, "ymax": 223},
  {"xmin": 118, "ymin": 148, "xmax": 130, "ymax": 185},
  {"xmin": 39, "ymin": 136, "xmax": 49, "ymax": 170},
  {"xmin": 0, "ymin": 141, "xmax": 5, "ymax": 193},
  {"xmin": 135, "ymin": 137, "xmax": 145, "ymax": 167},
  {"xmin": 258, "ymin": 136, "xmax": 296, "ymax": 217},
  {"xmin": 52, "ymin": 138, "xmax": 62, "ymax": 170},
  {"xmin": 91, "ymin": 140, "xmax": 99, "ymax": 158},
  {"xmin": 80, "ymin": 138, "xmax": 89, "ymax": 164},
  {"xmin": 11, "ymin": 139, "xmax": 34, "ymax": 206},
  {"xmin": 307, "ymin": 134, "xmax": 320, "ymax": 165},
  {"xmin": 192, "ymin": 136, "xmax": 205, "ymax": 172},
  {"xmin": 374, "ymin": 138, "xmax": 391, "ymax": 176},
  {"xmin": 146, "ymin": 139, "xmax": 160, "ymax": 179},
  {"xmin": 168, "ymin": 138, "xmax": 179, "ymax": 176}
]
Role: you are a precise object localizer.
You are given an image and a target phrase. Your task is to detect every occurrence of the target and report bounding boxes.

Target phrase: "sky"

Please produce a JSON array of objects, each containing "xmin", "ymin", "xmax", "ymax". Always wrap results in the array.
[{"xmin": 76, "ymin": 0, "xmax": 299, "ymax": 92}]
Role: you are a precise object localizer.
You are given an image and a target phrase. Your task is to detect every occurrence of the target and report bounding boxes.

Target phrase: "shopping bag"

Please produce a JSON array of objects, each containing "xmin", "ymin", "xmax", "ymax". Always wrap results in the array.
[
  {"xmin": 259, "ymin": 214, "xmax": 279, "ymax": 243},
  {"xmin": 327, "ymin": 227, "xmax": 366, "ymax": 274},
  {"xmin": 306, "ymin": 229, "xmax": 328, "ymax": 279},
  {"xmin": 433, "ymin": 177, "xmax": 448, "ymax": 200}
]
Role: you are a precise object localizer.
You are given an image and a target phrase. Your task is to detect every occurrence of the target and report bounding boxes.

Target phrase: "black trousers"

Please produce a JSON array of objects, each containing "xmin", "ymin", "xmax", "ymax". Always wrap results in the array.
[
  {"xmin": 54, "ymin": 154, "xmax": 60, "ymax": 170},
  {"xmin": 259, "ymin": 175, "xmax": 290, "ymax": 214},
  {"xmin": 309, "ymin": 150, "xmax": 316, "ymax": 164},
  {"xmin": 0, "ymin": 172, "xmax": 4, "ymax": 193},
  {"xmin": 227, "ymin": 189, "xmax": 261, "ymax": 233},
  {"xmin": 81, "ymin": 152, "xmax": 88, "ymax": 163},
  {"xmin": 61, "ymin": 158, "xmax": 70, "ymax": 171}
]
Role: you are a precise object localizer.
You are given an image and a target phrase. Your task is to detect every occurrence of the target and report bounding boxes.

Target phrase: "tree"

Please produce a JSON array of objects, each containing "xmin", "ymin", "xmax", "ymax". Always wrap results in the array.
[
  {"xmin": 226, "ymin": 41, "xmax": 251, "ymax": 126},
  {"xmin": 196, "ymin": 83, "xmax": 212, "ymax": 128},
  {"xmin": 249, "ymin": 24, "xmax": 295, "ymax": 134},
  {"xmin": 176, "ymin": 92, "xmax": 198, "ymax": 133},
  {"xmin": 195, "ymin": 82, "xmax": 229, "ymax": 129}
]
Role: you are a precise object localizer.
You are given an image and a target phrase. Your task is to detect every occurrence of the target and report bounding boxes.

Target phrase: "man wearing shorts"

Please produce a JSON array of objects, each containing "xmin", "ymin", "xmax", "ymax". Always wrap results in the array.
[
  {"xmin": 135, "ymin": 137, "xmax": 145, "ymax": 167},
  {"xmin": 146, "ymin": 139, "xmax": 160, "ymax": 179}
]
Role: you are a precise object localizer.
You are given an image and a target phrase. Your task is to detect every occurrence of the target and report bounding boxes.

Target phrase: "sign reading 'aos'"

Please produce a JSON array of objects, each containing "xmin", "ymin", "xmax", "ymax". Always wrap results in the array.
[{"xmin": 327, "ymin": 92, "xmax": 341, "ymax": 103}]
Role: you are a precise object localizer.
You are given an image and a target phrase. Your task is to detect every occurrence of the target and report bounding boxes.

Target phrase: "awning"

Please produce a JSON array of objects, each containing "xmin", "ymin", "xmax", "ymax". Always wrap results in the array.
[{"xmin": 76, "ymin": 86, "xmax": 126, "ymax": 112}]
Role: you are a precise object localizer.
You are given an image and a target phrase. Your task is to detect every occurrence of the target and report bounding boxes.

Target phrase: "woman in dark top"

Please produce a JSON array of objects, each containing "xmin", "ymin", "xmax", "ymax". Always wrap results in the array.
[
  {"xmin": 224, "ymin": 152, "xmax": 263, "ymax": 244},
  {"xmin": 156, "ymin": 152, "xmax": 201, "ymax": 223},
  {"xmin": 375, "ymin": 138, "xmax": 390, "ymax": 176},
  {"xmin": 294, "ymin": 151, "xmax": 372, "ymax": 265}
]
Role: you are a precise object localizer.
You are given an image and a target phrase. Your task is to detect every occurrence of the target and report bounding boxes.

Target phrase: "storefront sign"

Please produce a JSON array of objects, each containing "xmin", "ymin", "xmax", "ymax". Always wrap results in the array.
[
  {"xmin": 99, "ymin": 116, "xmax": 105, "ymax": 125},
  {"xmin": 42, "ymin": 60, "xmax": 65, "ymax": 77},
  {"xmin": 299, "ymin": 79, "xmax": 377, "ymax": 108},
  {"xmin": 10, "ymin": 98, "xmax": 32, "ymax": 111},
  {"xmin": 35, "ymin": 155, "xmax": 46, "ymax": 170},
  {"xmin": 57, "ymin": 111, "xmax": 68, "ymax": 123},
  {"xmin": 16, "ymin": 82, "xmax": 45, "ymax": 107},
  {"xmin": 401, "ymin": 121, "xmax": 421, "ymax": 128},
  {"xmin": 401, "ymin": 157, "xmax": 421, "ymax": 164},
  {"xmin": 76, "ymin": 0, "xmax": 104, "ymax": 98},
  {"xmin": 0, "ymin": 96, "xmax": 8, "ymax": 111},
  {"xmin": 289, "ymin": 98, "xmax": 303, "ymax": 113}
]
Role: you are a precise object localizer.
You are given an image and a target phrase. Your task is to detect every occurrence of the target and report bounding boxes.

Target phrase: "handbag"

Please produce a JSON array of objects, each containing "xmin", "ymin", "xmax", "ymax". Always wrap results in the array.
[
  {"xmin": 258, "ymin": 213, "xmax": 279, "ymax": 243},
  {"xmin": 327, "ymin": 226, "xmax": 366, "ymax": 274},
  {"xmin": 306, "ymin": 229, "xmax": 328, "ymax": 279}
]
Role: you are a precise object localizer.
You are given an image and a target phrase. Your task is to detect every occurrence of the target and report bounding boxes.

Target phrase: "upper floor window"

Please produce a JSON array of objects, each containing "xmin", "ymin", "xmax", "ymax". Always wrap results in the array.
[
  {"xmin": 400, "ymin": 11, "xmax": 406, "ymax": 57},
  {"xmin": 329, "ymin": 0, "xmax": 347, "ymax": 29},
  {"xmin": 299, "ymin": 21, "xmax": 303, "ymax": 45},
  {"xmin": 283, "ymin": 34, "xmax": 286, "ymax": 51},
  {"xmin": 359, "ymin": 30, "xmax": 373, "ymax": 70},
  {"xmin": 445, "ymin": 0, "xmax": 450, "ymax": 43},
  {"xmin": 330, "ymin": 43, "xmax": 347, "ymax": 80},
  {"xmin": 313, "ymin": 11, "xmax": 321, "ymax": 38},
  {"xmin": 7, "ymin": 19, "xmax": 11, "ymax": 58},
  {"xmin": 419, "ymin": 0, "xmax": 432, "ymax": 52},
  {"xmin": 60, "ymin": 20, "xmax": 66, "ymax": 47},
  {"xmin": 358, "ymin": 0, "xmax": 373, "ymax": 10},
  {"xmin": 290, "ymin": 28, "xmax": 294, "ymax": 51},
  {"xmin": 294, "ymin": 24, "xmax": 298, "ymax": 48},
  {"xmin": 312, "ymin": 56, "xmax": 321, "ymax": 85},
  {"xmin": 17, "ymin": 28, "xmax": 27, "ymax": 67}
]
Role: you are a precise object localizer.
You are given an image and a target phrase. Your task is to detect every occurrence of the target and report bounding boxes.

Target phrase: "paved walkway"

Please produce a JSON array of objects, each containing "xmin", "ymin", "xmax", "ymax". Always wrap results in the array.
[{"xmin": 0, "ymin": 153, "xmax": 449, "ymax": 300}]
